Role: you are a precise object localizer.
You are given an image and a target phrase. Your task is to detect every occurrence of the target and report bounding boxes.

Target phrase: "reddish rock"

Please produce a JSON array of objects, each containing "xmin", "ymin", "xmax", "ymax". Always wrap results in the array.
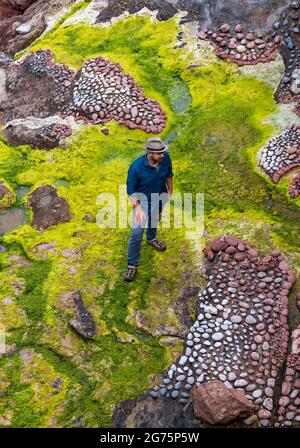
[
  {"xmin": 282, "ymin": 382, "xmax": 292, "ymax": 396},
  {"xmin": 235, "ymin": 24, "xmax": 243, "ymax": 33},
  {"xmin": 279, "ymin": 261, "xmax": 290, "ymax": 272},
  {"xmin": 190, "ymin": 380, "xmax": 256, "ymax": 425},
  {"xmin": 211, "ymin": 236, "xmax": 227, "ymax": 252},
  {"xmin": 225, "ymin": 235, "xmax": 239, "ymax": 246},
  {"xmin": 203, "ymin": 247, "xmax": 214, "ymax": 260},
  {"xmin": 219, "ymin": 24, "xmax": 230, "ymax": 33}
]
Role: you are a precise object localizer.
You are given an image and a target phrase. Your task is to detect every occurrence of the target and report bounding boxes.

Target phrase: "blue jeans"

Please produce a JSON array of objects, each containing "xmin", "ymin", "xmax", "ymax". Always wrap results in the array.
[{"xmin": 127, "ymin": 201, "xmax": 166, "ymax": 267}]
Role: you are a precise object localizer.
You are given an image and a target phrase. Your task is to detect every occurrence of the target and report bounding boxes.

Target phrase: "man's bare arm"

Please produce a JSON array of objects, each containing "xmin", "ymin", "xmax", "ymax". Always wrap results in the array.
[{"xmin": 166, "ymin": 177, "xmax": 173, "ymax": 197}]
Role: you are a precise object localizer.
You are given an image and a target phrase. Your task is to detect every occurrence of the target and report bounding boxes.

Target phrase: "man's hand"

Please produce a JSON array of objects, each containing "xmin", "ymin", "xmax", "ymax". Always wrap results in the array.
[{"xmin": 135, "ymin": 204, "xmax": 146, "ymax": 225}]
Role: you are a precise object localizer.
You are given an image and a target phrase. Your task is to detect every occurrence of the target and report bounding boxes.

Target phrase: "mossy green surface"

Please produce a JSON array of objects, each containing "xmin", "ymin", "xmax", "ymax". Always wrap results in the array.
[{"xmin": 0, "ymin": 13, "xmax": 299, "ymax": 427}]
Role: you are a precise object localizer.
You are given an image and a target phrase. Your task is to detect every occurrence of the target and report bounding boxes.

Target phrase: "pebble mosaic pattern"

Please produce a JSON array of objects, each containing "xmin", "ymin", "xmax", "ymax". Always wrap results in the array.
[
  {"xmin": 19, "ymin": 49, "xmax": 76, "ymax": 110},
  {"xmin": 40, "ymin": 123, "xmax": 72, "ymax": 140},
  {"xmin": 258, "ymin": 125, "xmax": 300, "ymax": 186},
  {"xmin": 198, "ymin": 24, "xmax": 280, "ymax": 66},
  {"xmin": 9, "ymin": 50, "xmax": 166, "ymax": 134},
  {"xmin": 288, "ymin": 171, "xmax": 300, "ymax": 197},
  {"xmin": 65, "ymin": 57, "xmax": 166, "ymax": 133},
  {"xmin": 274, "ymin": 1, "xmax": 300, "ymax": 113},
  {"xmin": 275, "ymin": 325, "xmax": 300, "ymax": 427},
  {"xmin": 150, "ymin": 235, "xmax": 297, "ymax": 427},
  {"xmin": 198, "ymin": 2, "xmax": 300, "ymax": 117}
]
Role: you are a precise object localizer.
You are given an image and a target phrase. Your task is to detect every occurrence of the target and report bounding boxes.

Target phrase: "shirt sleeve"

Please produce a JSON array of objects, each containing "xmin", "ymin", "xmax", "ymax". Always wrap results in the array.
[
  {"xmin": 126, "ymin": 163, "xmax": 139, "ymax": 196},
  {"xmin": 166, "ymin": 153, "xmax": 174, "ymax": 178}
]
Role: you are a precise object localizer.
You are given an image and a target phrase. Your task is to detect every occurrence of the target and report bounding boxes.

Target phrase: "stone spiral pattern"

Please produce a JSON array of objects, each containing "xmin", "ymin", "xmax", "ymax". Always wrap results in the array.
[{"xmin": 150, "ymin": 235, "xmax": 296, "ymax": 427}]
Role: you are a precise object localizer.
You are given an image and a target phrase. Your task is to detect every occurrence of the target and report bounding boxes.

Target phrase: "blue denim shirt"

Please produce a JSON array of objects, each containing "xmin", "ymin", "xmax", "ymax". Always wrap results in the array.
[{"xmin": 126, "ymin": 152, "xmax": 173, "ymax": 206}]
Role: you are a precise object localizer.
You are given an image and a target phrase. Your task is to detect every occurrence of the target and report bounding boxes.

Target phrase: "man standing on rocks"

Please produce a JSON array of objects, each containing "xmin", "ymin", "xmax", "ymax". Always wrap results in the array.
[{"xmin": 123, "ymin": 137, "xmax": 173, "ymax": 281}]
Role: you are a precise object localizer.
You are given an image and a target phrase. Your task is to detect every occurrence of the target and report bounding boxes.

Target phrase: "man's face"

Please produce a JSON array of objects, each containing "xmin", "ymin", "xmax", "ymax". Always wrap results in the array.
[{"xmin": 148, "ymin": 151, "xmax": 164, "ymax": 163}]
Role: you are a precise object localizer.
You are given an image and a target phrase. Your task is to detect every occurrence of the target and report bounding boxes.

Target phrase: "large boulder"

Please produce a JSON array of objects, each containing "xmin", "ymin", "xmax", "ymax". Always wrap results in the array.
[
  {"xmin": 27, "ymin": 184, "xmax": 71, "ymax": 230},
  {"xmin": 2, "ymin": 123, "xmax": 72, "ymax": 149},
  {"xmin": 190, "ymin": 380, "xmax": 256, "ymax": 425},
  {"xmin": 58, "ymin": 290, "xmax": 96, "ymax": 339},
  {"xmin": 0, "ymin": 1, "xmax": 75, "ymax": 57}
]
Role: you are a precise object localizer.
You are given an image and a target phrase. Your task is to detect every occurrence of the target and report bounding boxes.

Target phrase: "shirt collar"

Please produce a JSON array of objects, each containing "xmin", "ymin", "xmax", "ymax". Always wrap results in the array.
[
  {"xmin": 143, "ymin": 153, "xmax": 156, "ymax": 169},
  {"xmin": 143, "ymin": 154, "xmax": 149, "ymax": 167}
]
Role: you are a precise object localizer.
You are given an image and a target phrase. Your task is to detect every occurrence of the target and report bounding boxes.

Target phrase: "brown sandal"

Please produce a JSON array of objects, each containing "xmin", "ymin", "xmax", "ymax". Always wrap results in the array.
[
  {"xmin": 124, "ymin": 266, "xmax": 137, "ymax": 282},
  {"xmin": 146, "ymin": 238, "xmax": 166, "ymax": 251}
]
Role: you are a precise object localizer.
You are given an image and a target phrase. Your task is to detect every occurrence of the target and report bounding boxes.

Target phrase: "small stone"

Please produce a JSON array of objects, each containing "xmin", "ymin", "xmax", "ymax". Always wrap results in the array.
[
  {"xmin": 16, "ymin": 22, "xmax": 32, "ymax": 35},
  {"xmin": 282, "ymin": 382, "xmax": 291, "ymax": 396},
  {"xmin": 228, "ymin": 372, "xmax": 237, "ymax": 381},
  {"xmin": 234, "ymin": 379, "xmax": 248, "ymax": 387},
  {"xmin": 251, "ymin": 352, "xmax": 260, "ymax": 361},
  {"xmin": 243, "ymin": 415, "xmax": 258, "ymax": 426},
  {"xmin": 220, "ymin": 24, "xmax": 230, "ymax": 33},
  {"xmin": 246, "ymin": 41, "xmax": 255, "ymax": 49},
  {"xmin": 263, "ymin": 398, "xmax": 273, "ymax": 411},
  {"xmin": 279, "ymin": 261, "xmax": 289, "ymax": 272},
  {"xmin": 212, "ymin": 332, "xmax": 224, "ymax": 342},
  {"xmin": 265, "ymin": 387, "xmax": 273, "ymax": 398},
  {"xmin": 245, "ymin": 315, "xmax": 257, "ymax": 325},
  {"xmin": 179, "ymin": 356, "xmax": 188, "ymax": 366},
  {"xmin": 253, "ymin": 389, "xmax": 262, "ymax": 398},
  {"xmin": 237, "ymin": 45, "xmax": 247, "ymax": 53},
  {"xmin": 231, "ymin": 315, "xmax": 242, "ymax": 324},
  {"xmin": 254, "ymin": 335, "xmax": 262, "ymax": 344},
  {"xmin": 150, "ymin": 391, "xmax": 159, "ymax": 398}
]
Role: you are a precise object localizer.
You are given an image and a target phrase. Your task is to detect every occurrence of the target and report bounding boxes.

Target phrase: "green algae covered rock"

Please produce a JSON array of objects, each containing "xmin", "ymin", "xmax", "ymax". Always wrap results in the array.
[{"xmin": 0, "ymin": 180, "xmax": 15, "ymax": 210}]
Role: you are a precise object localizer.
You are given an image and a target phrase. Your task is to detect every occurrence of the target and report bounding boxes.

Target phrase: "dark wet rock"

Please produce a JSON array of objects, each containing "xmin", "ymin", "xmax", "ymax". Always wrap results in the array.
[
  {"xmin": 190, "ymin": 380, "xmax": 256, "ymax": 424},
  {"xmin": 0, "ymin": 1, "xmax": 75, "ymax": 57},
  {"xmin": 58, "ymin": 290, "xmax": 96, "ymax": 339},
  {"xmin": 0, "ymin": 181, "xmax": 15, "ymax": 210},
  {"xmin": 2, "ymin": 123, "xmax": 72, "ymax": 149},
  {"xmin": 0, "ymin": 1, "xmax": 36, "ymax": 21},
  {"xmin": 27, "ymin": 184, "xmax": 71, "ymax": 231},
  {"xmin": 0, "ymin": 0, "xmax": 46, "ymax": 57},
  {"xmin": 96, "ymin": 1, "xmax": 290, "ymax": 31},
  {"xmin": 113, "ymin": 373, "xmax": 207, "ymax": 428},
  {"xmin": 96, "ymin": 0, "xmax": 177, "ymax": 23},
  {"xmin": 0, "ymin": 52, "xmax": 13, "ymax": 67}
]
